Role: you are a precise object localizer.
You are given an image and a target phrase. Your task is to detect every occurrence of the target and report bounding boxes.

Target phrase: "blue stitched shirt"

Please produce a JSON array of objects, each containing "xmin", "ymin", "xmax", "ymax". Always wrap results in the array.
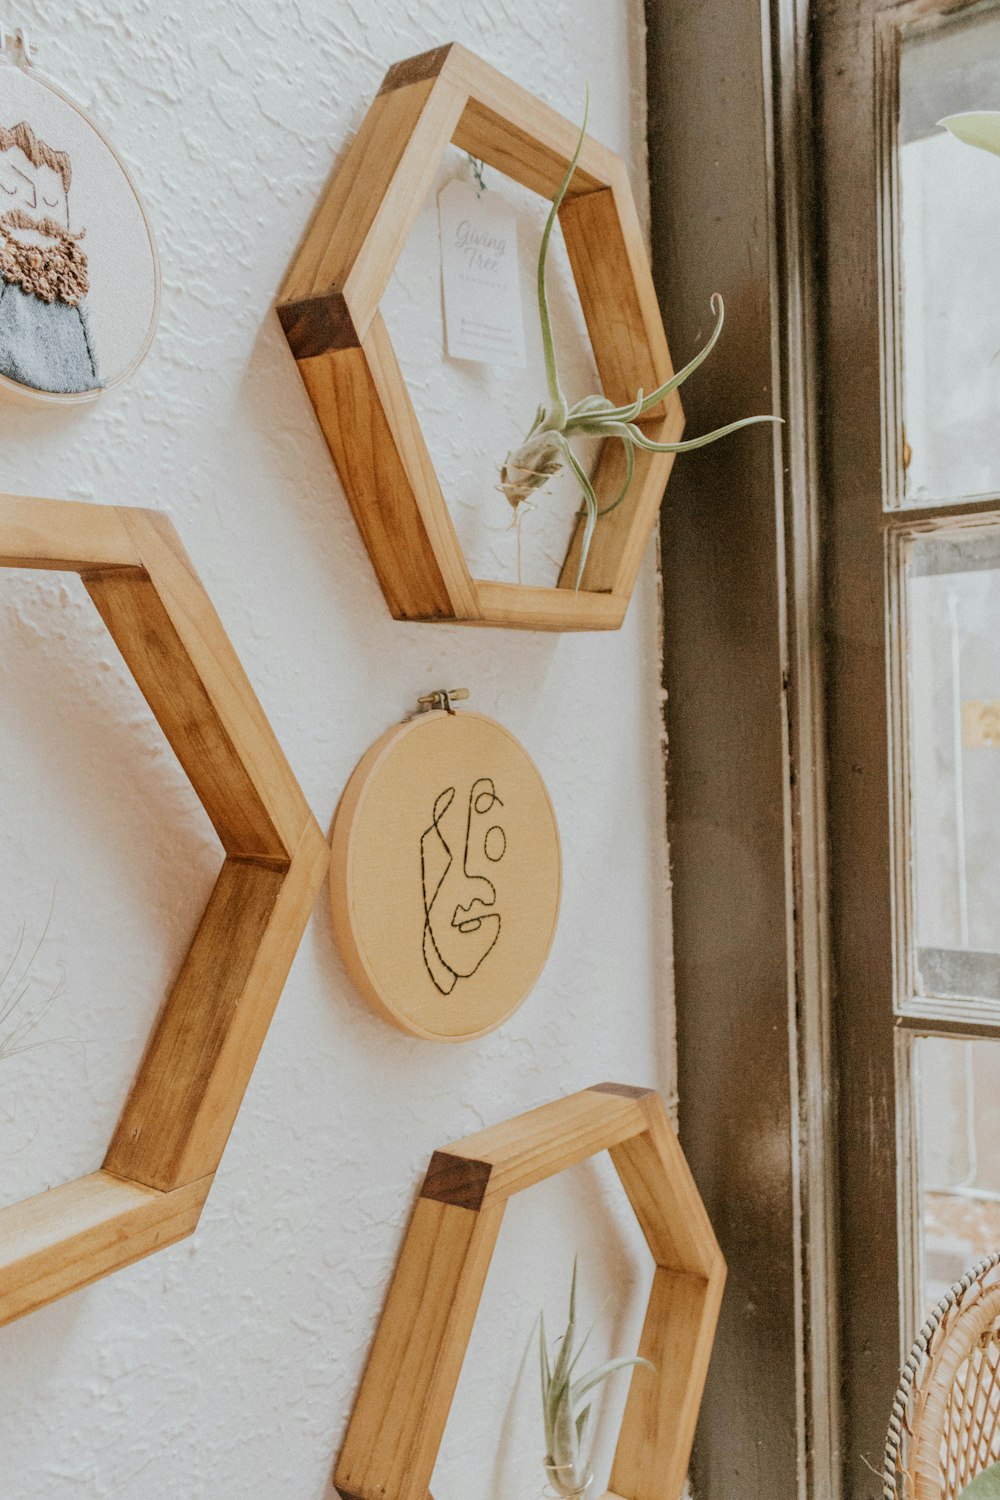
[{"xmin": 0, "ymin": 280, "xmax": 100, "ymax": 394}]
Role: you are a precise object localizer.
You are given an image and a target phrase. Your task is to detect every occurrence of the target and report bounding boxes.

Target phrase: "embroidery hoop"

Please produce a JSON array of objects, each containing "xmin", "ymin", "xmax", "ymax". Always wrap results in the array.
[
  {"xmin": 0, "ymin": 24, "xmax": 160, "ymax": 405},
  {"xmin": 330, "ymin": 693, "xmax": 562, "ymax": 1042}
]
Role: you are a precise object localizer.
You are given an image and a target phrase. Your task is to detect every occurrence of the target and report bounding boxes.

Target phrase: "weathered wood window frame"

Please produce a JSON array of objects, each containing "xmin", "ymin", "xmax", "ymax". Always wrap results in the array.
[{"xmin": 646, "ymin": 2, "xmax": 840, "ymax": 1497}]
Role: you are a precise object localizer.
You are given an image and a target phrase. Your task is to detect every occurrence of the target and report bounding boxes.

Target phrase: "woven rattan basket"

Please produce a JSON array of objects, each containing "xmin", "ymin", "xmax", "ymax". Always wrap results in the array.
[{"xmin": 884, "ymin": 1252, "xmax": 1000, "ymax": 1499}]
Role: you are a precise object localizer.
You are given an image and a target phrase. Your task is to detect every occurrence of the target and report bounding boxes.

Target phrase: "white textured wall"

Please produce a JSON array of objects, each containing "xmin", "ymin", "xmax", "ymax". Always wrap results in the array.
[{"xmin": 0, "ymin": 3, "xmax": 674, "ymax": 1496}]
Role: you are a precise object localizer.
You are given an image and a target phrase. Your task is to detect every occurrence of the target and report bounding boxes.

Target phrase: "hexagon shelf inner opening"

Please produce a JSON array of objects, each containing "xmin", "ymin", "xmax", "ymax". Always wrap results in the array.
[
  {"xmin": 278, "ymin": 43, "xmax": 685, "ymax": 632},
  {"xmin": 0, "ymin": 494, "xmax": 328, "ymax": 1327},
  {"xmin": 334, "ymin": 1083, "xmax": 726, "ymax": 1500},
  {"xmin": 380, "ymin": 148, "xmax": 605, "ymax": 597}
]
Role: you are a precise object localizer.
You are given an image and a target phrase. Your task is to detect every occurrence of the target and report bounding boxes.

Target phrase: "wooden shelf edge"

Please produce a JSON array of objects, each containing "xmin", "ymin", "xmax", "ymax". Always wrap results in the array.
[
  {"xmin": 0, "ymin": 493, "xmax": 142, "ymax": 571},
  {"xmin": 0, "ymin": 1170, "xmax": 211, "ymax": 1328},
  {"xmin": 466, "ymin": 581, "xmax": 628, "ymax": 632},
  {"xmin": 421, "ymin": 1087, "xmax": 651, "ymax": 1208}
]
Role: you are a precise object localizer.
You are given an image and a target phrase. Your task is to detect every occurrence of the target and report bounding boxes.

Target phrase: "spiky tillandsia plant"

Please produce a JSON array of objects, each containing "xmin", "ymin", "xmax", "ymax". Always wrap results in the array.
[
  {"xmin": 539, "ymin": 1259, "xmax": 654, "ymax": 1497},
  {"xmin": 499, "ymin": 91, "xmax": 780, "ymax": 589}
]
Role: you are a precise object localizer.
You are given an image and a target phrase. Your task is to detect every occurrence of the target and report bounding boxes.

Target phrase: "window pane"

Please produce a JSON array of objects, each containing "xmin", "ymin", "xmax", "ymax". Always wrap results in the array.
[
  {"xmin": 909, "ymin": 528, "xmax": 1000, "ymax": 1000},
  {"xmin": 917, "ymin": 1035, "xmax": 1000, "ymax": 1308},
  {"xmin": 899, "ymin": 11, "xmax": 1000, "ymax": 505}
]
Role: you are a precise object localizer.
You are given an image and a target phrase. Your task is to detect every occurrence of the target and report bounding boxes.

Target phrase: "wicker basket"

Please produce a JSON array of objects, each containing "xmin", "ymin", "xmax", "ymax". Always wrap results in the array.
[{"xmin": 885, "ymin": 1252, "xmax": 1000, "ymax": 1499}]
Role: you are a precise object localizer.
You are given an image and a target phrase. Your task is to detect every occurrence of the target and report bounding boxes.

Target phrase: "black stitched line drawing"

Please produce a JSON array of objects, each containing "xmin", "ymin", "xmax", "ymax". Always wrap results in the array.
[{"xmin": 420, "ymin": 776, "xmax": 506, "ymax": 995}]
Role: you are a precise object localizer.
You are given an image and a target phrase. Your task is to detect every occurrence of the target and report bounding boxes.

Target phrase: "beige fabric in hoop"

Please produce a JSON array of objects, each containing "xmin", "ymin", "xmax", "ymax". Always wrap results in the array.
[{"xmin": 885, "ymin": 1252, "xmax": 1000, "ymax": 1500}]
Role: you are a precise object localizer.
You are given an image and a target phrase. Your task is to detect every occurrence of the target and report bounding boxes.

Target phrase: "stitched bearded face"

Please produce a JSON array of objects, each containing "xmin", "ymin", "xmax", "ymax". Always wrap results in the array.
[{"xmin": 0, "ymin": 123, "xmax": 88, "ymax": 306}]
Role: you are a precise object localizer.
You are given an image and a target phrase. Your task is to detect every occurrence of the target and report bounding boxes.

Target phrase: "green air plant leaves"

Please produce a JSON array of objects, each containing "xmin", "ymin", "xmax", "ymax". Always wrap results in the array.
[
  {"xmin": 958, "ymin": 1461, "xmax": 1000, "ymax": 1500},
  {"xmin": 941, "ymin": 112, "xmax": 1000, "ymax": 158},
  {"xmin": 539, "ymin": 1258, "xmax": 653, "ymax": 1496},
  {"xmin": 498, "ymin": 92, "xmax": 780, "ymax": 589}
]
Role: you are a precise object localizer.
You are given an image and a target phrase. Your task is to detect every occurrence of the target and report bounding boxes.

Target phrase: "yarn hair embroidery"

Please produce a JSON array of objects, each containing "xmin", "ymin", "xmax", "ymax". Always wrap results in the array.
[{"xmin": 0, "ymin": 120, "xmax": 72, "ymax": 191}]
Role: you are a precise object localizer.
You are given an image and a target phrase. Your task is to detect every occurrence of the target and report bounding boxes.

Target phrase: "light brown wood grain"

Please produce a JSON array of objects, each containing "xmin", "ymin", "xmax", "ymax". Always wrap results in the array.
[
  {"xmin": 0, "ymin": 492, "xmax": 141, "ymax": 571},
  {"xmin": 431, "ymin": 1088, "xmax": 649, "ymax": 1203},
  {"xmin": 122, "ymin": 509, "xmax": 315, "ymax": 853},
  {"xmin": 85, "ymin": 568, "xmax": 289, "ymax": 862},
  {"xmin": 445, "ymin": 44, "xmax": 610, "ymax": 198},
  {"xmin": 609, "ymin": 1089, "xmax": 724, "ymax": 1277},
  {"xmin": 0, "ymin": 494, "xmax": 327, "ymax": 1322},
  {"xmin": 335, "ymin": 1085, "xmax": 725, "ymax": 1500},
  {"xmin": 104, "ymin": 859, "xmax": 284, "ymax": 1190},
  {"xmin": 0, "ymin": 1171, "xmax": 211, "ymax": 1327},
  {"xmin": 334, "ymin": 1197, "xmax": 505, "ymax": 1500},
  {"xmin": 610, "ymin": 1263, "xmax": 727, "ymax": 1500},
  {"xmin": 294, "ymin": 314, "xmax": 479, "ymax": 622},
  {"xmin": 281, "ymin": 73, "xmax": 467, "ymax": 339},
  {"xmin": 559, "ymin": 181, "xmax": 673, "ymax": 410},
  {"xmin": 277, "ymin": 45, "xmax": 681, "ymax": 631},
  {"xmin": 468, "ymin": 580, "xmax": 627, "ymax": 631}
]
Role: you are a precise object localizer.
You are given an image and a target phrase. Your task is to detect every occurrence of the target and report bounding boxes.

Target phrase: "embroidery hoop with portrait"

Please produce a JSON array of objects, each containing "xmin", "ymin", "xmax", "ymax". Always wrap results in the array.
[{"xmin": 0, "ymin": 29, "xmax": 159, "ymax": 404}]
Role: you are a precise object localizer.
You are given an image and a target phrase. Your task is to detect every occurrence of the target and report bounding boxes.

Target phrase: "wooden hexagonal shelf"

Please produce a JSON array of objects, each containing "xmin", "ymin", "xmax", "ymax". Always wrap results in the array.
[
  {"xmin": 335, "ymin": 1083, "xmax": 726, "ymax": 1500},
  {"xmin": 0, "ymin": 494, "xmax": 328, "ymax": 1326},
  {"xmin": 278, "ymin": 43, "xmax": 684, "ymax": 632}
]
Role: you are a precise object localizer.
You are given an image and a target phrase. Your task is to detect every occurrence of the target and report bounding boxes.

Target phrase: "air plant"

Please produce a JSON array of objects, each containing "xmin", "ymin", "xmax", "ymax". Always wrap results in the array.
[
  {"xmin": 0, "ymin": 902, "xmax": 65, "ymax": 1064},
  {"xmin": 499, "ymin": 91, "xmax": 779, "ymax": 589},
  {"xmin": 539, "ymin": 1259, "xmax": 653, "ymax": 1497}
]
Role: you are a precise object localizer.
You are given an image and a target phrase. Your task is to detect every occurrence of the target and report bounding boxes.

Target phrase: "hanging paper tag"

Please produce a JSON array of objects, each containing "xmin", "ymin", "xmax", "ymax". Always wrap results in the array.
[{"xmin": 438, "ymin": 179, "xmax": 525, "ymax": 367}]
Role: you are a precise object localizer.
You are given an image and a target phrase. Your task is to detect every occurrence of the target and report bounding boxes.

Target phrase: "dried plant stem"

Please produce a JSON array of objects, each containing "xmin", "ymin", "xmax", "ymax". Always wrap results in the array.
[{"xmin": 0, "ymin": 895, "xmax": 66, "ymax": 1063}]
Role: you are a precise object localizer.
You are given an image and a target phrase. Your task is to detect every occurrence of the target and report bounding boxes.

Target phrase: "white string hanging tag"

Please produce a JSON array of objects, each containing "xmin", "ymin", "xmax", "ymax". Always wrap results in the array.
[
  {"xmin": 0, "ymin": 22, "xmax": 36, "ymax": 67},
  {"xmin": 14, "ymin": 25, "xmax": 35, "ymax": 65},
  {"xmin": 467, "ymin": 153, "xmax": 486, "ymax": 198}
]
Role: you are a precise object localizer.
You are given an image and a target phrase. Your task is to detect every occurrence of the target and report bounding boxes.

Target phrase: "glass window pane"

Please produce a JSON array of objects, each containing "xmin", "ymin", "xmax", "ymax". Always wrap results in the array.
[
  {"xmin": 917, "ymin": 1035, "xmax": 1000, "ymax": 1308},
  {"xmin": 909, "ymin": 528, "xmax": 1000, "ymax": 1000},
  {"xmin": 899, "ymin": 11, "xmax": 1000, "ymax": 505}
]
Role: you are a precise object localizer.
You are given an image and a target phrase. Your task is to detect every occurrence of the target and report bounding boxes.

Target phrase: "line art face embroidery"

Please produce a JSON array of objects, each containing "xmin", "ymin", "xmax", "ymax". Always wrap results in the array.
[
  {"xmin": 420, "ymin": 776, "xmax": 506, "ymax": 994},
  {"xmin": 330, "ymin": 708, "xmax": 561, "ymax": 1039}
]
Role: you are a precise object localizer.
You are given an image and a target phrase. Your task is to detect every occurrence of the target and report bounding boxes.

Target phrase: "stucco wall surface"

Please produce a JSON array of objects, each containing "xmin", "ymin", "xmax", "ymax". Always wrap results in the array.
[{"xmin": 0, "ymin": 2, "xmax": 674, "ymax": 1496}]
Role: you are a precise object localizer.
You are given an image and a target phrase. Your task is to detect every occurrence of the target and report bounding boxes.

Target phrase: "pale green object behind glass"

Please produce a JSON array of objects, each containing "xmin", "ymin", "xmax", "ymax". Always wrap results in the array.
[
  {"xmin": 959, "ymin": 1462, "xmax": 1000, "ymax": 1499},
  {"xmin": 940, "ymin": 111, "xmax": 1000, "ymax": 157}
]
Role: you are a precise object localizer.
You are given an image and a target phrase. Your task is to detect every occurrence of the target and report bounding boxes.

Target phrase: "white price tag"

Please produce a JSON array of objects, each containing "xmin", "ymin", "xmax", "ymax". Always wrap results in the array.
[{"xmin": 438, "ymin": 178, "xmax": 526, "ymax": 367}]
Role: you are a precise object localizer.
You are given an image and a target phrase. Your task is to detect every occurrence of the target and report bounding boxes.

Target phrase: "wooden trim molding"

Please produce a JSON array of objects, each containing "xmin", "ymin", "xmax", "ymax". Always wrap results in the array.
[
  {"xmin": 647, "ymin": 0, "xmax": 840, "ymax": 1496},
  {"xmin": 277, "ymin": 42, "xmax": 684, "ymax": 632},
  {"xmin": 0, "ymin": 494, "xmax": 329, "ymax": 1326},
  {"xmin": 334, "ymin": 1085, "xmax": 726, "ymax": 1500}
]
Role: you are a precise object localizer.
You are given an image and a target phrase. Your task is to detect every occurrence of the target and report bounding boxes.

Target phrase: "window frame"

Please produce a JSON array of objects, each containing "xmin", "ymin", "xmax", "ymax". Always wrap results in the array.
[
  {"xmin": 818, "ymin": 0, "xmax": 1000, "ymax": 1487},
  {"xmin": 646, "ymin": 0, "xmax": 839, "ymax": 1495}
]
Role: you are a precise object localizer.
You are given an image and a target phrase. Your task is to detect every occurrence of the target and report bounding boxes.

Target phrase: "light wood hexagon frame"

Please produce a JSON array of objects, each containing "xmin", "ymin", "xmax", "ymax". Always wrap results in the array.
[
  {"xmin": 278, "ymin": 43, "xmax": 685, "ymax": 632},
  {"xmin": 0, "ymin": 494, "xmax": 328, "ymax": 1326},
  {"xmin": 335, "ymin": 1084, "xmax": 726, "ymax": 1500}
]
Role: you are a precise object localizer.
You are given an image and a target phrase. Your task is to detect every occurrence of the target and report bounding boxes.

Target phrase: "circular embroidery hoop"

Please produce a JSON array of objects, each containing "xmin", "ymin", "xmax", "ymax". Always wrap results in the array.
[
  {"xmin": 330, "ymin": 704, "xmax": 562, "ymax": 1042},
  {"xmin": 0, "ymin": 33, "xmax": 159, "ymax": 403}
]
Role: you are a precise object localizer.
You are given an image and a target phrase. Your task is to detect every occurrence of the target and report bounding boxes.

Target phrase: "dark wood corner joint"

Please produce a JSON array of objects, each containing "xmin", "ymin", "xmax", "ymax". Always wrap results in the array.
[
  {"xmin": 276, "ymin": 292, "xmax": 360, "ymax": 361},
  {"xmin": 420, "ymin": 1151, "xmax": 493, "ymax": 1210}
]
